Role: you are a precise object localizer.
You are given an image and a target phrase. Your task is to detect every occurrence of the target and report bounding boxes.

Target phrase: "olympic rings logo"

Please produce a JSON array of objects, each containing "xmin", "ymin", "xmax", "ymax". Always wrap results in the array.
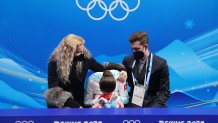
[
  {"xmin": 75, "ymin": 0, "xmax": 140, "ymax": 21},
  {"xmin": 123, "ymin": 120, "xmax": 141, "ymax": 123},
  {"xmin": 15, "ymin": 121, "xmax": 34, "ymax": 123}
]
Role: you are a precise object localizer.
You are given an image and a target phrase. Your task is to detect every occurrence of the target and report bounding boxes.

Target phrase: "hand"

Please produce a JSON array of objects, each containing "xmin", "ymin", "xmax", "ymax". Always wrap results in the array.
[
  {"xmin": 99, "ymin": 97, "xmax": 108, "ymax": 104},
  {"xmin": 117, "ymin": 71, "xmax": 127, "ymax": 83},
  {"xmin": 92, "ymin": 103, "xmax": 101, "ymax": 108},
  {"xmin": 103, "ymin": 62, "xmax": 109, "ymax": 68}
]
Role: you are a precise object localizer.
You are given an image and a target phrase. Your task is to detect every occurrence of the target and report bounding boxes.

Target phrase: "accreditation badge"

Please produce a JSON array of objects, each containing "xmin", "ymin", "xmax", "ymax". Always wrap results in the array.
[{"xmin": 131, "ymin": 84, "xmax": 147, "ymax": 107}]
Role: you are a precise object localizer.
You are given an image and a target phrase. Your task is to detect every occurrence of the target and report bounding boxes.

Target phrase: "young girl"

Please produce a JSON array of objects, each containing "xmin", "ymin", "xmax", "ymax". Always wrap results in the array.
[{"xmin": 92, "ymin": 71, "xmax": 124, "ymax": 108}]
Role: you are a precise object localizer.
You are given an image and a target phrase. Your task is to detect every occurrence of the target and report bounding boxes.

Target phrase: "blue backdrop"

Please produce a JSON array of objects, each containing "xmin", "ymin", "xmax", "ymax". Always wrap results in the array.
[{"xmin": 0, "ymin": 0, "xmax": 218, "ymax": 108}]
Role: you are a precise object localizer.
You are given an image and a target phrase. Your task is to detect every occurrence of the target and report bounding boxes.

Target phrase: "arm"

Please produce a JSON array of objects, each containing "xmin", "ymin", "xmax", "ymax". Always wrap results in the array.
[
  {"xmin": 88, "ymin": 57, "xmax": 104, "ymax": 72},
  {"xmin": 117, "ymin": 100, "xmax": 124, "ymax": 108},
  {"xmin": 84, "ymin": 75, "xmax": 99, "ymax": 106},
  {"xmin": 44, "ymin": 87, "xmax": 81, "ymax": 108},
  {"xmin": 106, "ymin": 63, "xmax": 127, "ymax": 82},
  {"xmin": 92, "ymin": 103, "xmax": 101, "ymax": 108},
  {"xmin": 111, "ymin": 70, "xmax": 129, "ymax": 104},
  {"xmin": 149, "ymin": 61, "xmax": 170, "ymax": 108},
  {"xmin": 88, "ymin": 57, "xmax": 126, "ymax": 72},
  {"xmin": 47, "ymin": 61, "xmax": 81, "ymax": 108},
  {"xmin": 122, "ymin": 57, "xmax": 134, "ymax": 96},
  {"xmin": 64, "ymin": 97, "xmax": 82, "ymax": 108},
  {"xmin": 104, "ymin": 63, "xmax": 126, "ymax": 71},
  {"xmin": 48, "ymin": 61, "xmax": 59, "ymax": 88},
  {"xmin": 117, "ymin": 81, "xmax": 129, "ymax": 105}
]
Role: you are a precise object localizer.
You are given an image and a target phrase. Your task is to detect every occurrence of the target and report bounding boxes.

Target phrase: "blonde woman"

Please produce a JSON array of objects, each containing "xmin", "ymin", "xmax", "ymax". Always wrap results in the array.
[{"xmin": 45, "ymin": 34, "xmax": 127, "ymax": 108}]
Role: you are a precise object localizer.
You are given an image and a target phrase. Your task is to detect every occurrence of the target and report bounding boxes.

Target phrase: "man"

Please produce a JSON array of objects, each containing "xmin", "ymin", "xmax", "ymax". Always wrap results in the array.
[{"xmin": 122, "ymin": 32, "xmax": 170, "ymax": 107}]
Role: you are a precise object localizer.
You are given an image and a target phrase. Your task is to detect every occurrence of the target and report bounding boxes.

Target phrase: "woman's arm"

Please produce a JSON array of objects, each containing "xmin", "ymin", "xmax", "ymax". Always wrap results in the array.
[
  {"xmin": 44, "ymin": 87, "xmax": 80, "ymax": 108},
  {"xmin": 48, "ymin": 61, "xmax": 59, "ymax": 88},
  {"xmin": 89, "ymin": 57, "xmax": 126, "ymax": 72},
  {"xmin": 46, "ymin": 61, "xmax": 82, "ymax": 108}
]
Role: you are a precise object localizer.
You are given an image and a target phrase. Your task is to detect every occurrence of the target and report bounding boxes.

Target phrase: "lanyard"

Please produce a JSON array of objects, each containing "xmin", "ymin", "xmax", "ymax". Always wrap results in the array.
[{"xmin": 131, "ymin": 53, "xmax": 153, "ymax": 87}]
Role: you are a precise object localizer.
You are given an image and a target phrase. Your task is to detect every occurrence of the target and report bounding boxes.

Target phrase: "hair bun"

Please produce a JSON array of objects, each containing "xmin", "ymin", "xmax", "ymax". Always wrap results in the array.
[
  {"xmin": 103, "ymin": 70, "xmax": 113, "ymax": 77},
  {"xmin": 100, "ymin": 70, "xmax": 116, "ymax": 93}
]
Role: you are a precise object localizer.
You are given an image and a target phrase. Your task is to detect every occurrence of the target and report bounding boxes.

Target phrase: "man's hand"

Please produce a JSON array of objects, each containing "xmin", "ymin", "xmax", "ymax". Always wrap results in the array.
[{"xmin": 117, "ymin": 71, "xmax": 127, "ymax": 82}]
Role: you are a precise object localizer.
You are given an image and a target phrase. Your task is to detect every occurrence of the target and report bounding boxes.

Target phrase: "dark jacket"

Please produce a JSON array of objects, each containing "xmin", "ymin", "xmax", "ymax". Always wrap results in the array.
[{"xmin": 122, "ymin": 53, "xmax": 170, "ymax": 108}]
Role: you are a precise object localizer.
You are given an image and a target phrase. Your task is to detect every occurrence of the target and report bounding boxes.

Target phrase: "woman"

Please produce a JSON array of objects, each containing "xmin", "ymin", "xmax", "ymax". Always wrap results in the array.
[{"xmin": 45, "ymin": 34, "xmax": 127, "ymax": 108}]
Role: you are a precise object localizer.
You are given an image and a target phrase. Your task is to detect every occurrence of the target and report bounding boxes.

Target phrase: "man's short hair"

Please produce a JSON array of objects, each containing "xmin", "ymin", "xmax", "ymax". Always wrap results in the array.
[{"xmin": 128, "ymin": 32, "xmax": 148, "ymax": 45}]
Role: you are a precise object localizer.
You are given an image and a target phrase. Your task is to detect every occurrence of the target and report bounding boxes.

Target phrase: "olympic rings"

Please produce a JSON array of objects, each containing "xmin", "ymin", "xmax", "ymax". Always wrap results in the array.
[
  {"xmin": 75, "ymin": 0, "xmax": 140, "ymax": 21},
  {"xmin": 123, "ymin": 120, "xmax": 141, "ymax": 123}
]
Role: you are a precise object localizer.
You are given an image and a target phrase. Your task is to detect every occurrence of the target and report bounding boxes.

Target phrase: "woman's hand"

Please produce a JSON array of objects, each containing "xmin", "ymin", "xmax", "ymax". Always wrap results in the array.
[{"xmin": 117, "ymin": 71, "xmax": 127, "ymax": 82}]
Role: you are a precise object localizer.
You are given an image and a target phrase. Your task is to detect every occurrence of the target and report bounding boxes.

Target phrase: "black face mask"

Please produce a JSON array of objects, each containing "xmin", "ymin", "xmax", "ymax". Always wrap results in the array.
[
  {"xmin": 133, "ymin": 51, "xmax": 145, "ymax": 60},
  {"xmin": 73, "ymin": 54, "xmax": 85, "ymax": 62}
]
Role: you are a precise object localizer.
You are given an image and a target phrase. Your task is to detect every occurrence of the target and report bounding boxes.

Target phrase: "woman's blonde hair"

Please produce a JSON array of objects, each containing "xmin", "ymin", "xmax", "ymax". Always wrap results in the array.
[{"xmin": 49, "ymin": 34, "xmax": 91, "ymax": 83}]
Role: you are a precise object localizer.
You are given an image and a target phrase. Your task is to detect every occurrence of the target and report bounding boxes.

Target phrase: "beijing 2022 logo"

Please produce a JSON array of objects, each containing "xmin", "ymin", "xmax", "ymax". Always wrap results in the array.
[{"xmin": 75, "ymin": 0, "xmax": 140, "ymax": 21}]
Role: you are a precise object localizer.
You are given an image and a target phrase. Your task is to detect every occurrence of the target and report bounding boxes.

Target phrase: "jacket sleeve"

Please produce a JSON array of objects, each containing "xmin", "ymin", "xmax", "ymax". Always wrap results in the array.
[
  {"xmin": 44, "ymin": 87, "xmax": 75, "ymax": 108},
  {"xmin": 89, "ymin": 57, "xmax": 126, "ymax": 72},
  {"xmin": 84, "ymin": 75, "xmax": 99, "ymax": 106},
  {"xmin": 48, "ymin": 61, "xmax": 59, "ymax": 88},
  {"xmin": 88, "ymin": 57, "xmax": 105, "ymax": 72},
  {"xmin": 46, "ymin": 61, "xmax": 82, "ymax": 108},
  {"xmin": 122, "ymin": 56, "xmax": 134, "ymax": 96},
  {"xmin": 104, "ymin": 63, "xmax": 126, "ymax": 71},
  {"xmin": 148, "ymin": 60, "xmax": 171, "ymax": 108},
  {"xmin": 117, "ymin": 81, "xmax": 129, "ymax": 105},
  {"xmin": 111, "ymin": 70, "xmax": 129, "ymax": 104}
]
